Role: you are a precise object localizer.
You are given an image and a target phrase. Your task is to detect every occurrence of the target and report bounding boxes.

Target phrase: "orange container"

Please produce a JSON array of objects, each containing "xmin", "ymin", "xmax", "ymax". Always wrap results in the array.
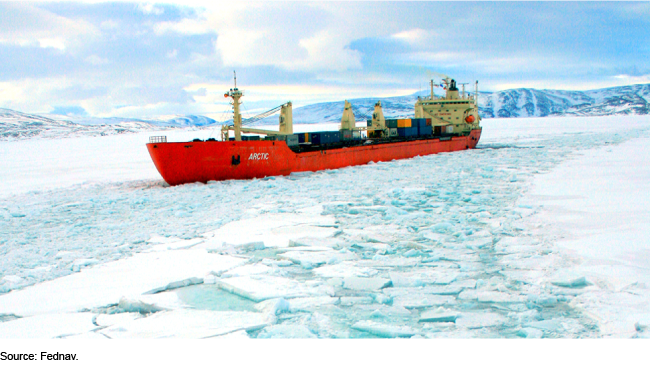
[{"xmin": 397, "ymin": 119, "xmax": 411, "ymax": 128}]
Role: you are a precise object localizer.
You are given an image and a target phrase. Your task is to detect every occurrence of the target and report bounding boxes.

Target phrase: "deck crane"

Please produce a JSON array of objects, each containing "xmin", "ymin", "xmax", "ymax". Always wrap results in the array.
[{"xmin": 221, "ymin": 101, "xmax": 293, "ymax": 141}]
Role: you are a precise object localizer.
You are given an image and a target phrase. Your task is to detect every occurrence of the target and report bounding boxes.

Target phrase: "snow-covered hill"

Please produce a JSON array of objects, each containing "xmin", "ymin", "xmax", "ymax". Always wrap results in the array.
[
  {"xmin": 252, "ymin": 83, "xmax": 650, "ymax": 125},
  {"xmin": 0, "ymin": 108, "xmax": 173, "ymax": 140},
  {"xmin": 479, "ymin": 84, "xmax": 650, "ymax": 118},
  {"xmin": 2, "ymin": 83, "xmax": 648, "ymax": 140}
]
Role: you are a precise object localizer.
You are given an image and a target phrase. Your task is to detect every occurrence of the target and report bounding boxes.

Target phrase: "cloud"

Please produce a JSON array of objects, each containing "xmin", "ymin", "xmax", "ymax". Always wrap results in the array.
[
  {"xmin": 0, "ymin": 2, "xmax": 648, "ymax": 117},
  {"xmin": 613, "ymin": 74, "xmax": 650, "ymax": 85},
  {"xmin": 137, "ymin": 3, "xmax": 164, "ymax": 16},
  {"xmin": 85, "ymin": 55, "xmax": 110, "ymax": 66},
  {"xmin": 0, "ymin": 3, "xmax": 98, "ymax": 51}
]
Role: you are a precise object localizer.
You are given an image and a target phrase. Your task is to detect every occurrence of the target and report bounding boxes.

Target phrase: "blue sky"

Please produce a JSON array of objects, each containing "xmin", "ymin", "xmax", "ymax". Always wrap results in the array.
[{"xmin": 0, "ymin": 1, "xmax": 648, "ymax": 120}]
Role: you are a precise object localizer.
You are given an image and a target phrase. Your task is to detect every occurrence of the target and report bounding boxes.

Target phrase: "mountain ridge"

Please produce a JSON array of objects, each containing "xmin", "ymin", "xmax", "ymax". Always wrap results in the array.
[{"xmin": 2, "ymin": 83, "xmax": 648, "ymax": 140}]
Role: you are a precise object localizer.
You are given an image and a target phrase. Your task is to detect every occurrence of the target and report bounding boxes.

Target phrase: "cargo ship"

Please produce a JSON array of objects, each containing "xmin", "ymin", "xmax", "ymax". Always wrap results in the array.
[{"xmin": 147, "ymin": 75, "xmax": 482, "ymax": 185}]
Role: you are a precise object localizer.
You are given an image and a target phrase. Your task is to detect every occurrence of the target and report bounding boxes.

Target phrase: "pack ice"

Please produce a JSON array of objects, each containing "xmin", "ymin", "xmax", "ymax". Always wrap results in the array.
[{"xmin": 1, "ymin": 115, "xmax": 650, "ymax": 338}]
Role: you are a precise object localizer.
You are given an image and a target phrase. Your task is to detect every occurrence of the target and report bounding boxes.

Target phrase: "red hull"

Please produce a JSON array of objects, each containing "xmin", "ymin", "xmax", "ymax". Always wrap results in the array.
[{"xmin": 147, "ymin": 129, "xmax": 481, "ymax": 185}]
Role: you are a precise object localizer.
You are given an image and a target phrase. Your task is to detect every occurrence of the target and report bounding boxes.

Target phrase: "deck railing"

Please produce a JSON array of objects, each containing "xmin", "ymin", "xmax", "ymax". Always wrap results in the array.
[{"xmin": 149, "ymin": 136, "xmax": 167, "ymax": 143}]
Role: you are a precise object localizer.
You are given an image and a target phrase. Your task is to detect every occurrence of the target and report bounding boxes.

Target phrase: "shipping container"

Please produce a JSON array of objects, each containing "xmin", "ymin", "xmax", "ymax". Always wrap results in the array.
[
  {"xmin": 310, "ymin": 132, "xmax": 322, "ymax": 145},
  {"xmin": 446, "ymin": 125, "xmax": 454, "ymax": 133},
  {"xmin": 412, "ymin": 118, "xmax": 427, "ymax": 127},
  {"xmin": 419, "ymin": 126, "xmax": 433, "ymax": 136},
  {"xmin": 425, "ymin": 118, "xmax": 432, "ymax": 126},
  {"xmin": 386, "ymin": 119, "xmax": 398, "ymax": 128},
  {"xmin": 282, "ymin": 135, "xmax": 299, "ymax": 146},
  {"xmin": 340, "ymin": 129, "xmax": 353, "ymax": 140},
  {"xmin": 241, "ymin": 135, "xmax": 260, "ymax": 141},
  {"xmin": 397, "ymin": 127, "xmax": 418, "ymax": 137},
  {"xmin": 397, "ymin": 119, "xmax": 412, "ymax": 128},
  {"xmin": 328, "ymin": 131, "xmax": 340, "ymax": 143},
  {"xmin": 352, "ymin": 130, "xmax": 362, "ymax": 139},
  {"xmin": 389, "ymin": 128, "xmax": 398, "ymax": 137},
  {"xmin": 295, "ymin": 132, "xmax": 310, "ymax": 143}
]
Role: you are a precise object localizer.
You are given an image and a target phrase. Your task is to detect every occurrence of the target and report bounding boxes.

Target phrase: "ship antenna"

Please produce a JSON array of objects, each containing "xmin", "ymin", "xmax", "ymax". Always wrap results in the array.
[{"xmin": 234, "ymin": 70, "xmax": 237, "ymax": 88}]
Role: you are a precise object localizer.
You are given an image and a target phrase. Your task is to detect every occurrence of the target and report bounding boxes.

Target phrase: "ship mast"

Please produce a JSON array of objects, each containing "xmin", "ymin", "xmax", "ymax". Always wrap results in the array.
[{"xmin": 224, "ymin": 71, "xmax": 243, "ymax": 141}]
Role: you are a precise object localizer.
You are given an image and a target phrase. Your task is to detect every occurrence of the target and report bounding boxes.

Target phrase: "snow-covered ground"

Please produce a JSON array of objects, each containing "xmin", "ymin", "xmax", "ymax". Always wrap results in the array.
[{"xmin": 0, "ymin": 115, "xmax": 649, "ymax": 338}]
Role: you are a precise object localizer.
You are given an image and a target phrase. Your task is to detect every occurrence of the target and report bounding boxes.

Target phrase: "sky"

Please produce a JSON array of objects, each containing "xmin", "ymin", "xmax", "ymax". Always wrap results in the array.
[{"xmin": 0, "ymin": 1, "xmax": 649, "ymax": 120}]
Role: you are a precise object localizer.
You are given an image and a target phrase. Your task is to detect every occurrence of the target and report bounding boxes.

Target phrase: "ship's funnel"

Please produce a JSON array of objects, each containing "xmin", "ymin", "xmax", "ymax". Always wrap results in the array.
[{"xmin": 446, "ymin": 79, "xmax": 460, "ymax": 100}]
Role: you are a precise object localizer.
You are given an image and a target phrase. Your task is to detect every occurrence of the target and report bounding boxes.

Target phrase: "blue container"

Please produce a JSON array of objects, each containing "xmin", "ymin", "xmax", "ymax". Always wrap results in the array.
[
  {"xmin": 310, "ymin": 132, "xmax": 322, "ymax": 145},
  {"xmin": 296, "ymin": 132, "xmax": 312, "ymax": 143},
  {"xmin": 412, "ymin": 118, "xmax": 427, "ymax": 127},
  {"xmin": 328, "ymin": 131, "xmax": 340, "ymax": 143},
  {"xmin": 419, "ymin": 125, "xmax": 433, "ymax": 136},
  {"xmin": 397, "ymin": 127, "xmax": 418, "ymax": 137}
]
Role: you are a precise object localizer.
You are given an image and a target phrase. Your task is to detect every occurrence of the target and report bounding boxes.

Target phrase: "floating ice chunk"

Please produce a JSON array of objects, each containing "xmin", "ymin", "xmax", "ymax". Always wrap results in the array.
[
  {"xmin": 279, "ymin": 246, "xmax": 333, "ymax": 252},
  {"xmin": 403, "ymin": 249, "xmax": 420, "ymax": 257},
  {"xmin": 257, "ymin": 324, "xmax": 317, "ymax": 339},
  {"xmin": 422, "ymin": 231, "xmax": 448, "ymax": 243},
  {"xmin": 93, "ymin": 312, "xmax": 142, "ymax": 327},
  {"xmin": 389, "ymin": 272, "xmax": 424, "ymax": 287},
  {"xmin": 454, "ymin": 279, "xmax": 477, "ymax": 289},
  {"xmin": 278, "ymin": 250, "xmax": 357, "ymax": 268},
  {"xmin": 261, "ymin": 258, "xmax": 293, "ymax": 267},
  {"xmin": 113, "ymin": 297, "xmax": 164, "ymax": 314},
  {"xmin": 339, "ymin": 296, "xmax": 374, "ymax": 306},
  {"xmin": 26, "ymin": 265, "xmax": 52, "ymax": 274},
  {"xmin": 137, "ymin": 291, "xmax": 188, "ymax": 311},
  {"xmin": 254, "ymin": 298, "xmax": 290, "ymax": 317},
  {"xmin": 422, "ymin": 322, "xmax": 456, "ymax": 333},
  {"xmin": 477, "ymin": 291, "xmax": 525, "ymax": 304},
  {"xmin": 455, "ymin": 312, "xmax": 506, "ymax": 329},
  {"xmin": 499, "ymin": 270, "xmax": 545, "ymax": 285},
  {"xmin": 204, "ymin": 274, "xmax": 217, "ymax": 284},
  {"xmin": 507, "ymin": 310, "xmax": 542, "ymax": 325},
  {"xmin": 372, "ymin": 293, "xmax": 393, "ymax": 305},
  {"xmin": 71, "ymin": 258, "xmax": 99, "ymax": 272},
  {"xmin": 369, "ymin": 305, "xmax": 411, "ymax": 319},
  {"xmin": 424, "ymin": 286, "xmax": 464, "ymax": 296},
  {"xmin": 351, "ymin": 242, "xmax": 391, "ymax": 251},
  {"xmin": 419, "ymin": 307, "xmax": 460, "ymax": 323},
  {"xmin": 551, "ymin": 276, "xmax": 589, "ymax": 288},
  {"xmin": 217, "ymin": 276, "xmax": 312, "ymax": 302},
  {"xmin": 435, "ymin": 273, "xmax": 458, "ymax": 285},
  {"xmin": 2, "ymin": 275, "xmax": 22, "ymax": 284},
  {"xmin": 464, "ymin": 238, "xmax": 492, "ymax": 250},
  {"xmin": 351, "ymin": 320, "xmax": 417, "ymax": 338},
  {"xmin": 392, "ymin": 294, "xmax": 455, "ymax": 309},
  {"xmin": 146, "ymin": 237, "xmax": 203, "ymax": 252},
  {"xmin": 221, "ymin": 264, "xmax": 272, "ymax": 278},
  {"xmin": 517, "ymin": 327, "xmax": 544, "ymax": 339},
  {"xmin": 0, "ymin": 313, "xmax": 97, "ymax": 339},
  {"xmin": 0, "ymin": 250, "xmax": 245, "ymax": 316},
  {"xmin": 211, "ymin": 329, "xmax": 250, "ymax": 339},
  {"xmin": 524, "ymin": 318, "xmax": 562, "ymax": 332},
  {"xmin": 289, "ymin": 296, "xmax": 339, "ymax": 312},
  {"xmin": 200, "ymin": 213, "xmax": 337, "ymax": 248},
  {"xmin": 144, "ymin": 277, "xmax": 203, "ymax": 295},
  {"xmin": 361, "ymin": 233, "xmax": 389, "ymax": 244},
  {"xmin": 289, "ymin": 237, "xmax": 344, "ymax": 249},
  {"xmin": 528, "ymin": 294, "xmax": 558, "ymax": 307},
  {"xmin": 100, "ymin": 309, "xmax": 269, "ymax": 339},
  {"xmin": 343, "ymin": 277, "xmax": 391, "ymax": 291}
]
